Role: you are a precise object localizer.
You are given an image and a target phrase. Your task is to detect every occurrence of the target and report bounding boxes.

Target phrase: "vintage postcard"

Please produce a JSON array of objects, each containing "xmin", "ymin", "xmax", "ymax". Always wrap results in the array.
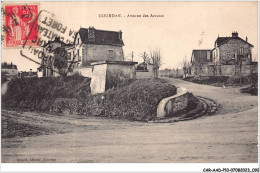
[{"xmin": 1, "ymin": 1, "xmax": 258, "ymax": 172}]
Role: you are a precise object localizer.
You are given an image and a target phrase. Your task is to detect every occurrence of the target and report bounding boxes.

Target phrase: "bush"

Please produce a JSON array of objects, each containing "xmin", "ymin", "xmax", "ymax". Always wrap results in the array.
[
  {"xmin": 184, "ymin": 74, "xmax": 257, "ymax": 87},
  {"xmin": 50, "ymin": 79, "xmax": 177, "ymax": 121},
  {"xmin": 103, "ymin": 79, "xmax": 177, "ymax": 121},
  {"xmin": 2, "ymin": 76, "xmax": 91, "ymax": 111},
  {"xmin": 240, "ymin": 85, "xmax": 258, "ymax": 95},
  {"xmin": 3, "ymin": 77, "xmax": 177, "ymax": 121}
]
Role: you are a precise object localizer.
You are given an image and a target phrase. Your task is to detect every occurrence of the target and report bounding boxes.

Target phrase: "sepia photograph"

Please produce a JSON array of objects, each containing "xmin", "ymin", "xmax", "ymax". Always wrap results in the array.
[{"xmin": 1, "ymin": 1, "xmax": 259, "ymax": 172}]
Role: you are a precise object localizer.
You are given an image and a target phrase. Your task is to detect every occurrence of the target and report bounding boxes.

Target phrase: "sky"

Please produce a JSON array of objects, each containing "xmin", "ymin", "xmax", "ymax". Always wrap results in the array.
[{"xmin": 1, "ymin": 1, "xmax": 258, "ymax": 71}]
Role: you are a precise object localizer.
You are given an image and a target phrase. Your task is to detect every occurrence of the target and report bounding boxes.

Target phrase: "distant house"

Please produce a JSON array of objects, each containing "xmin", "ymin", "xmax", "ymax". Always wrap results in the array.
[
  {"xmin": 1, "ymin": 62, "xmax": 18, "ymax": 79},
  {"xmin": 159, "ymin": 68, "xmax": 183, "ymax": 78},
  {"xmin": 18, "ymin": 69, "xmax": 38, "ymax": 78},
  {"xmin": 40, "ymin": 37, "xmax": 74, "ymax": 77},
  {"xmin": 190, "ymin": 32, "xmax": 255, "ymax": 76},
  {"xmin": 136, "ymin": 62, "xmax": 154, "ymax": 78},
  {"xmin": 190, "ymin": 49, "xmax": 213, "ymax": 76},
  {"xmin": 74, "ymin": 26, "xmax": 125, "ymax": 66}
]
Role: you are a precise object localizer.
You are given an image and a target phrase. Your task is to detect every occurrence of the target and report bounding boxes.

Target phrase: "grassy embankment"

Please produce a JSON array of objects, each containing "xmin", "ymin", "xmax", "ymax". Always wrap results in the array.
[
  {"xmin": 183, "ymin": 74, "xmax": 258, "ymax": 95},
  {"xmin": 2, "ymin": 76, "xmax": 177, "ymax": 121}
]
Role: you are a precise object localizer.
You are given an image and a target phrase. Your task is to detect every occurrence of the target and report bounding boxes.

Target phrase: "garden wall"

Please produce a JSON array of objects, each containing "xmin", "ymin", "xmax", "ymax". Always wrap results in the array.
[{"xmin": 157, "ymin": 87, "xmax": 192, "ymax": 118}]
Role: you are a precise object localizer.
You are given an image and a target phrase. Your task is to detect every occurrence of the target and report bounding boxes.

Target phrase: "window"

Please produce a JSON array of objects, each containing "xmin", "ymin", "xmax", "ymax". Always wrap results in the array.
[
  {"xmin": 78, "ymin": 49, "xmax": 81, "ymax": 61},
  {"xmin": 108, "ymin": 50, "xmax": 114, "ymax": 59},
  {"xmin": 234, "ymin": 50, "xmax": 237, "ymax": 59},
  {"xmin": 240, "ymin": 48, "xmax": 244, "ymax": 55}
]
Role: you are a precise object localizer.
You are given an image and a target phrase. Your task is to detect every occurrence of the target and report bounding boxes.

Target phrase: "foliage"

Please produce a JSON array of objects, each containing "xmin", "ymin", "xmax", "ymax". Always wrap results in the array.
[
  {"xmin": 3, "ymin": 77, "xmax": 177, "ymax": 121},
  {"xmin": 183, "ymin": 74, "xmax": 258, "ymax": 88},
  {"xmin": 2, "ymin": 76, "xmax": 91, "ymax": 111},
  {"xmin": 50, "ymin": 78, "xmax": 177, "ymax": 121}
]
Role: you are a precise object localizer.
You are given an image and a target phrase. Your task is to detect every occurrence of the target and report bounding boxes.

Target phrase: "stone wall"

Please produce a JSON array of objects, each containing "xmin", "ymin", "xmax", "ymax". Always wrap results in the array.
[
  {"xmin": 90, "ymin": 61, "xmax": 137, "ymax": 94},
  {"xmin": 190, "ymin": 64, "xmax": 214, "ymax": 76},
  {"xmin": 219, "ymin": 39, "xmax": 252, "ymax": 65},
  {"xmin": 83, "ymin": 44, "xmax": 124, "ymax": 65},
  {"xmin": 157, "ymin": 87, "xmax": 189, "ymax": 118},
  {"xmin": 216, "ymin": 64, "xmax": 257, "ymax": 76},
  {"xmin": 136, "ymin": 64, "xmax": 154, "ymax": 78},
  {"xmin": 136, "ymin": 71, "xmax": 154, "ymax": 78},
  {"xmin": 72, "ymin": 66, "xmax": 93, "ymax": 78},
  {"xmin": 105, "ymin": 63, "xmax": 136, "ymax": 89},
  {"xmin": 191, "ymin": 64, "xmax": 257, "ymax": 77}
]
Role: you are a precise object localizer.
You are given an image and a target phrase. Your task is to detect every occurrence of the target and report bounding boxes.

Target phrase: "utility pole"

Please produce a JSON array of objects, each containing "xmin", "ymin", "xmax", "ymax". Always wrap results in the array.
[{"xmin": 131, "ymin": 51, "xmax": 134, "ymax": 62}]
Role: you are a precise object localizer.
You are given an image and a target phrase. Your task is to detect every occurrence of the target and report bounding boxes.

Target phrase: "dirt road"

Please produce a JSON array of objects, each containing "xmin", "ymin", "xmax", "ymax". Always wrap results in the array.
[{"xmin": 1, "ymin": 78, "xmax": 258, "ymax": 163}]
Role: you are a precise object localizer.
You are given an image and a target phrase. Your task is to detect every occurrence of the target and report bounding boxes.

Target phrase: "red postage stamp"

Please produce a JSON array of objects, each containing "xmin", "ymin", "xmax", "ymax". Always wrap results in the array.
[{"xmin": 4, "ymin": 5, "xmax": 38, "ymax": 48}]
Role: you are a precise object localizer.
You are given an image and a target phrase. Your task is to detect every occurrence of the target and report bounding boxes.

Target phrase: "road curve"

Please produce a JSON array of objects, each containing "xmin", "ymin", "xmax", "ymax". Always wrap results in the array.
[{"xmin": 1, "ymin": 78, "xmax": 258, "ymax": 163}]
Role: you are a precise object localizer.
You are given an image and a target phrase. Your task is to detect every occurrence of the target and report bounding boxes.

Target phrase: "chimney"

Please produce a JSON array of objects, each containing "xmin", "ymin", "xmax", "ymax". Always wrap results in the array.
[
  {"xmin": 29, "ymin": 69, "xmax": 32, "ymax": 77},
  {"xmin": 88, "ymin": 26, "xmax": 95, "ymax": 41},
  {"xmin": 246, "ymin": 36, "xmax": 248, "ymax": 42},
  {"xmin": 119, "ymin": 30, "xmax": 122, "ymax": 40},
  {"xmin": 232, "ymin": 31, "xmax": 238, "ymax": 37}
]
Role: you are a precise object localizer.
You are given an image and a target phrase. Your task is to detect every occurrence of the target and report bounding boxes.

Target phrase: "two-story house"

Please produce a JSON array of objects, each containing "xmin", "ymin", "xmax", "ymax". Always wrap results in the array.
[
  {"xmin": 190, "ymin": 32, "xmax": 255, "ymax": 76},
  {"xmin": 39, "ymin": 27, "xmax": 125, "ymax": 77},
  {"xmin": 74, "ymin": 26, "xmax": 125, "ymax": 66},
  {"xmin": 212, "ymin": 32, "xmax": 254, "ymax": 65}
]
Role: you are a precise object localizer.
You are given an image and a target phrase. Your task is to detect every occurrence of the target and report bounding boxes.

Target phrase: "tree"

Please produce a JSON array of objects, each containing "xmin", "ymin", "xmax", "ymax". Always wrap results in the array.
[
  {"xmin": 150, "ymin": 49, "xmax": 162, "ymax": 79},
  {"xmin": 139, "ymin": 51, "xmax": 150, "ymax": 71},
  {"xmin": 140, "ymin": 52, "xmax": 149, "ymax": 63},
  {"xmin": 181, "ymin": 55, "xmax": 191, "ymax": 78}
]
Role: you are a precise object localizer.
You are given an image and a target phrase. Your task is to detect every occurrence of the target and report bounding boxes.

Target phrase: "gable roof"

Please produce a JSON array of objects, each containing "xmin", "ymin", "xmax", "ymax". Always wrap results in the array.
[
  {"xmin": 215, "ymin": 37, "xmax": 254, "ymax": 47},
  {"xmin": 215, "ymin": 37, "xmax": 229, "ymax": 46},
  {"xmin": 76, "ymin": 27, "xmax": 124, "ymax": 46},
  {"xmin": 191, "ymin": 49, "xmax": 212, "ymax": 64}
]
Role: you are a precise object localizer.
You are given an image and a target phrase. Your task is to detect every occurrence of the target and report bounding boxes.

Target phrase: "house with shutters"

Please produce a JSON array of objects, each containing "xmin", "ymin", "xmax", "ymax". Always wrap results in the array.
[
  {"xmin": 212, "ymin": 31, "xmax": 254, "ymax": 66},
  {"xmin": 190, "ymin": 32, "xmax": 255, "ymax": 76}
]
